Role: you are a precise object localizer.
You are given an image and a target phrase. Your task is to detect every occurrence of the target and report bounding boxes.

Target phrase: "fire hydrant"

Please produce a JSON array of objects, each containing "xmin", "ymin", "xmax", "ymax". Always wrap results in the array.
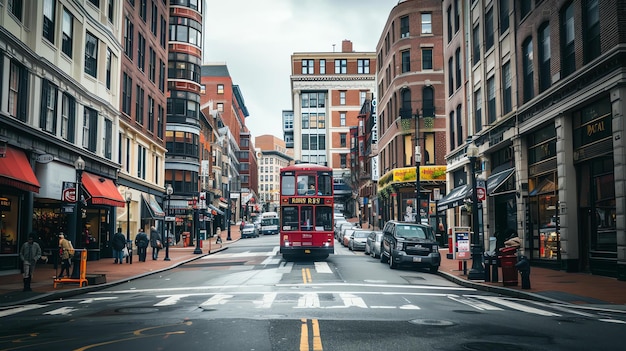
[{"xmin": 515, "ymin": 255, "xmax": 531, "ymax": 289}]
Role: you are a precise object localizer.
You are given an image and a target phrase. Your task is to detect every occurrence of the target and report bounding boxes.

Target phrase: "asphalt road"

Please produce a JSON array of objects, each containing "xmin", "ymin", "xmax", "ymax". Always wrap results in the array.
[{"xmin": 1, "ymin": 235, "xmax": 624, "ymax": 351}]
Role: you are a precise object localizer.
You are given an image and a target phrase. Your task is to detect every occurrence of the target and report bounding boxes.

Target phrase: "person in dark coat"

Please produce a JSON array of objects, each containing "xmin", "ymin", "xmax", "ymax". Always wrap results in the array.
[
  {"xmin": 111, "ymin": 228, "xmax": 126, "ymax": 264},
  {"xmin": 20, "ymin": 233, "xmax": 42, "ymax": 292},
  {"xmin": 134, "ymin": 228, "xmax": 149, "ymax": 262},
  {"xmin": 150, "ymin": 226, "xmax": 162, "ymax": 260}
]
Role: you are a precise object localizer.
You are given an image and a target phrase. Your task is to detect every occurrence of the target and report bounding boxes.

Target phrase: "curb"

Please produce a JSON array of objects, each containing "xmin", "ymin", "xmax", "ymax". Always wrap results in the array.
[{"xmin": 0, "ymin": 246, "xmax": 229, "ymax": 307}]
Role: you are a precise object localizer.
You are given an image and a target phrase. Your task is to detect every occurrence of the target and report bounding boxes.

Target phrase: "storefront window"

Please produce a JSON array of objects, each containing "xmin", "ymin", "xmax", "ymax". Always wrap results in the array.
[{"xmin": 0, "ymin": 196, "xmax": 19, "ymax": 254}]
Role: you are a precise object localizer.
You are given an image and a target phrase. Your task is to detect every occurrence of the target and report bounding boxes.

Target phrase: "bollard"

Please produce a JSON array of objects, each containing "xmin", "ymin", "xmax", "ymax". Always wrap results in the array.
[
  {"xmin": 491, "ymin": 256, "xmax": 499, "ymax": 282},
  {"xmin": 515, "ymin": 255, "xmax": 531, "ymax": 289},
  {"xmin": 483, "ymin": 253, "xmax": 491, "ymax": 282}
]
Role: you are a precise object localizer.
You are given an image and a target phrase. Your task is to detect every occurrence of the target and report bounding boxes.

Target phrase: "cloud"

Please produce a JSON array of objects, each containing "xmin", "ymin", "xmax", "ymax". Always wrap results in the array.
[{"xmin": 203, "ymin": 0, "xmax": 397, "ymax": 140}]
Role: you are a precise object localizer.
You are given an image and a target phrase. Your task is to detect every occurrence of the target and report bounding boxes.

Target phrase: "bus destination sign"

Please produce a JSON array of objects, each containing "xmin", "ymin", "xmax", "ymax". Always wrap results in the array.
[{"xmin": 288, "ymin": 197, "xmax": 322, "ymax": 205}]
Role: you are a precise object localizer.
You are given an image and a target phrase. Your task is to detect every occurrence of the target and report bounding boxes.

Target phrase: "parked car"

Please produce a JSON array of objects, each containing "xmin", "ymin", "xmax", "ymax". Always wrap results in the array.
[
  {"xmin": 365, "ymin": 231, "xmax": 384, "ymax": 258},
  {"xmin": 241, "ymin": 223, "xmax": 258, "ymax": 238},
  {"xmin": 348, "ymin": 229, "xmax": 370, "ymax": 251},
  {"xmin": 380, "ymin": 221, "xmax": 440, "ymax": 272},
  {"xmin": 341, "ymin": 228, "xmax": 356, "ymax": 247},
  {"xmin": 335, "ymin": 222, "xmax": 353, "ymax": 241}
]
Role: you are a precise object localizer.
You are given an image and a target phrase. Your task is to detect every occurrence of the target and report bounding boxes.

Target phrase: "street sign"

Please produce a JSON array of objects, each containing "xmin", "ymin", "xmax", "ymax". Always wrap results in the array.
[
  {"xmin": 165, "ymin": 216, "xmax": 176, "ymax": 222},
  {"xmin": 476, "ymin": 187, "xmax": 486, "ymax": 202}
]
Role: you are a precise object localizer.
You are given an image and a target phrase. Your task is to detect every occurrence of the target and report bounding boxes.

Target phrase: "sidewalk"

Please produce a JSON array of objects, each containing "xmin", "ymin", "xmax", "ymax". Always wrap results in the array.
[
  {"xmin": 352, "ymin": 219, "xmax": 626, "ymax": 308},
  {"xmin": 0, "ymin": 224, "xmax": 242, "ymax": 307},
  {"xmin": 2, "ymin": 221, "xmax": 626, "ymax": 308}
]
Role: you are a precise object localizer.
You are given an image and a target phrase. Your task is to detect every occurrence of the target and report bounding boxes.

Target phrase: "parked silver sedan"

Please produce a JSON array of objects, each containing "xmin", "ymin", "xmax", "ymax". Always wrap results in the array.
[
  {"xmin": 348, "ymin": 229, "xmax": 370, "ymax": 251},
  {"xmin": 365, "ymin": 231, "xmax": 384, "ymax": 258}
]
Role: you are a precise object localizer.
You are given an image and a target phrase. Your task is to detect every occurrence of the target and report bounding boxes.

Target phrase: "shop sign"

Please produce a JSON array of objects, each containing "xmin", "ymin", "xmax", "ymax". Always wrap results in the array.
[
  {"xmin": 36, "ymin": 154, "xmax": 54, "ymax": 163},
  {"xmin": 0, "ymin": 197, "xmax": 11, "ymax": 211},
  {"xmin": 62, "ymin": 181, "xmax": 77, "ymax": 202}
]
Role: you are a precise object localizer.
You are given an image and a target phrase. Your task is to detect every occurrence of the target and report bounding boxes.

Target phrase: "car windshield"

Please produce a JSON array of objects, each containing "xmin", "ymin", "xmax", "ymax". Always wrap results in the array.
[
  {"xmin": 354, "ymin": 232, "xmax": 369, "ymax": 238},
  {"xmin": 396, "ymin": 225, "xmax": 432, "ymax": 239},
  {"xmin": 244, "ymin": 224, "xmax": 254, "ymax": 230}
]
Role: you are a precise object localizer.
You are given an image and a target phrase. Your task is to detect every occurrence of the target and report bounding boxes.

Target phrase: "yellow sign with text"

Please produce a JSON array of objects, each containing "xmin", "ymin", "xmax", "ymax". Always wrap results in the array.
[{"xmin": 288, "ymin": 197, "xmax": 322, "ymax": 205}]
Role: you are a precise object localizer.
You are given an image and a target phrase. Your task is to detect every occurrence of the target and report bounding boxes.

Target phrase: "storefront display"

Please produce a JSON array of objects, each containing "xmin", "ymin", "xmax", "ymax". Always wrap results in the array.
[{"xmin": 0, "ymin": 196, "xmax": 18, "ymax": 254}]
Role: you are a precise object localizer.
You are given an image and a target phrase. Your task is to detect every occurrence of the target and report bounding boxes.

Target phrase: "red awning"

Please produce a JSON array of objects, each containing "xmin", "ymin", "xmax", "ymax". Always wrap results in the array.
[
  {"xmin": 81, "ymin": 172, "xmax": 126, "ymax": 207},
  {"xmin": 0, "ymin": 147, "xmax": 40, "ymax": 193}
]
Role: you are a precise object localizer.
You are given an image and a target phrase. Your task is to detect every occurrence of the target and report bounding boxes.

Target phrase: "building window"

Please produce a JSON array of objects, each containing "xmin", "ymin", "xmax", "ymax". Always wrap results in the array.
[
  {"xmin": 421, "ymin": 13, "xmax": 432, "ymax": 34},
  {"xmin": 475, "ymin": 88, "xmax": 482, "ymax": 133},
  {"xmin": 522, "ymin": 37, "xmax": 534, "ymax": 103},
  {"xmin": 217, "ymin": 103, "xmax": 224, "ymax": 112},
  {"xmin": 357, "ymin": 59, "xmax": 370, "ymax": 74},
  {"xmin": 149, "ymin": 48, "xmax": 156, "ymax": 82},
  {"xmin": 485, "ymin": 8, "xmax": 494, "ymax": 51},
  {"xmin": 8, "ymin": 61, "xmax": 28, "ymax": 122},
  {"xmin": 136, "ymin": 85, "xmax": 144, "ymax": 124},
  {"xmin": 334, "ymin": 59, "xmax": 347, "ymax": 74},
  {"xmin": 40, "ymin": 80, "xmax": 58, "ymax": 134},
  {"xmin": 448, "ymin": 57, "xmax": 454, "ymax": 96},
  {"xmin": 400, "ymin": 15, "xmax": 409, "ymax": 38},
  {"xmin": 447, "ymin": 6, "xmax": 452, "ymax": 43},
  {"xmin": 61, "ymin": 93, "xmax": 75, "ymax": 142},
  {"xmin": 9, "ymin": 0, "xmax": 23, "ymax": 22},
  {"xmin": 538, "ymin": 23, "xmax": 551, "ymax": 93},
  {"xmin": 560, "ymin": 2, "xmax": 575, "ymax": 77},
  {"xmin": 108, "ymin": 0, "xmax": 115, "ymax": 24},
  {"xmin": 339, "ymin": 91, "xmax": 346, "ymax": 105},
  {"xmin": 422, "ymin": 49, "xmax": 433, "ymax": 70},
  {"xmin": 520, "ymin": 0, "xmax": 531, "ymax": 19},
  {"xmin": 160, "ymin": 15, "xmax": 166, "ymax": 47},
  {"xmin": 454, "ymin": 0, "xmax": 460, "ymax": 32},
  {"xmin": 106, "ymin": 48, "xmax": 112, "ymax": 89},
  {"xmin": 320, "ymin": 59, "xmax": 326, "ymax": 74},
  {"xmin": 104, "ymin": 119, "xmax": 112, "ymax": 159},
  {"xmin": 340, "ymin": 112, "xmax": 346, "ymax": 126},
  {"xmin": 137, "ymin": 34, "xmax": 146, "ymax": 71},
  {"xmin": 472, "ymin": 25, "xmax": 480, "ymax": 65},
  {"xmin": 88, "ymin": 0, "xmax": 100, "ymax": 7},
  {"xmin": 124, "ymin": 17, "xmax": 134, "ymax": 59},
  {"xmin": 217, "ymin": 84, "xmax": 224, "ymax": 94},
  {"xmin": 139, "ymin": 0, "xmax": 147, "ymax": 21},
  {"xmin": 340, "ymin": 133, "xmax": 347, "ymax": 147},
  {"xmin": 122, "ymin": 73, "xmax": 132, "ymax": 115},
  {"xmin": 159, "ymin": 59, "xmax": 165, "ymax": 92},
  {"xmin": 455, "ymin": 48, "xmax": 461, "ymax": 89},
  {"xmin": 148, "ymin": 96, "xmax": 154, "ymax": 132},
  {"xmin": 401, "ymin": 50, "xmax": 410, "ymax": 73},
  {"xmin": 500, "ymin": 0, "xmax": 510, "ymax": 34},
  {"xmin": 302, "ymin": 134, "xmax": 309, "ymax": 150},
  {"xmin": 422, "ymin": 86, "xmax": 434, "ymax": 117},
  {"xmin": 302, "ymin": 113, "xmax": 309, "ymax": 129},
  {"xmin": 583, "ymin": 0, "xmax": 600, "ymax": 64},
  {"xmin": 487, "ymin": 77, "xmax": 496, "ymax": 124},
  {"xmin": 62, "ymin": 9, "xmax": 74, "ymax": 57},
  {"xmin": 137, "ymin": 145, "xmax": 146, "ymax": 179},
  {"xmin": 449, "ymin": 111, "xmax": 455, "ymax": 150},
  {"xmin": 84, "ymin": 31, "xmax": 98, "ymax": 78},
  {"xmin": 157, "ymin": 105, "xmax": 164, "ymax": 139},
  {"xmin": 456, "ymin": 104, "xmax": 463, "ymax": 147},
  {"xmin": 43, "ymin": 0, "xmax": 56, "ymax": 43},
  {"xmin": 302, "ymin": 59, "xmax": 314, "ymax": 74},
  {"xmin": 502, "ymin": 61, "xmax": 512, "ymax": 114},
  {"xmin": 83, "ymin": 107, "xmax": 98, "ymax": 152},
  {"xmin": 340, "ymin": 154, "xmax": 347, "ymax": 168},
  {"xmin": 360, "ymin": 91, "xmax": 367, "ymax": 106},
  {"xmin": 151, "ymin": 0, "xmax": 158, "ymax": 34}
]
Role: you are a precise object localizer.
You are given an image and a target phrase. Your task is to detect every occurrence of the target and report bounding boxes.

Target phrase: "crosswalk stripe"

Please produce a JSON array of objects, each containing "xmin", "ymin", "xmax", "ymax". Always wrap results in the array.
[
  {"xmin": 200, "ymin": 294, "xmax": 233, "ymax": 307},
  {"xmin": 155, "ymin": 294, "xmax": 190, "ymax": 306},
  {"xmin": 0, "ymin": 304, "xmax": 46, "ymax": 317},
  {"xmin": 448, "ymin": 295, "xmax": 504, "ymax": 311},
  {"xmin": 43, "ymin": 307, "xmax": 76, "ymax": 315},
  {"xmin": 314, "ymin": 262, "xmax": 332, "ymax": 274},
  {"xmin": 470, "ymin": 295, "xmax": 562, "ymax": 316},
  {"xmin": 296, "ymin": 293, "xmax": 320, "ymax": 308}
]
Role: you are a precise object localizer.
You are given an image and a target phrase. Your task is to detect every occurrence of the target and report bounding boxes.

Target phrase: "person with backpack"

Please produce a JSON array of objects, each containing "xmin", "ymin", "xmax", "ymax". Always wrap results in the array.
[
  {"xmin": 111, "ymin": 228, "xmax": 126, "ymax": 264},
  {"xmin": 135, "ymin": 228, "xmax": 149, "ymax": 262},
  {"xmin": 58, "ymin": 233, "xmax": 74, "ymax": 278}
]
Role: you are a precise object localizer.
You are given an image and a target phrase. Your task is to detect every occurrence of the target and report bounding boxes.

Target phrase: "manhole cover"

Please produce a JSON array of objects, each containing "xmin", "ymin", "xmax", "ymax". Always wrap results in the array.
[
  {"xmin": 116, "ymin": 307, "xmax": 159, "ymax": 314},
  {"xmin": 409, "ymin": 319, "xmax": 455, "ymax": 326}
]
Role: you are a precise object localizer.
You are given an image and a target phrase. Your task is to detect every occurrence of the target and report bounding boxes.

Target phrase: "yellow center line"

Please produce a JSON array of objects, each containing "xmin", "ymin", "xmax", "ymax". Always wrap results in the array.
[
  {"xmin": 300, "ymin": 319, "xmax": 324, "ymax": 351},
  {"xmin": 301, "ymin": 268, "xmax": 312, "ymax": 284}
]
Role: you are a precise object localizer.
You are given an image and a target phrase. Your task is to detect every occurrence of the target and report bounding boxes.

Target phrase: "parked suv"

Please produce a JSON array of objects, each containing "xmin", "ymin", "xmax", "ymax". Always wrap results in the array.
[{"xmin": 380, "ymin": 221, "xmax": 440, "ymax": 272}]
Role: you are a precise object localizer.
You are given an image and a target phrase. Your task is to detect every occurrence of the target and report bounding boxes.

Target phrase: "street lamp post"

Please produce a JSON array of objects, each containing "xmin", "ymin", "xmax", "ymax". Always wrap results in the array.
[
  {"xmin": 193, "ymin": 192, "xmax": 202, "ymax": 254},
  {"xmin": 467, "ymin": 141, "xmax": 484, "ymax": 280},
  {"xmin": 414, "ymin": 109, "xmax": 421, "ymax": 224},
  {"xmin": 125, "ymin": 191, "xmax": 133, "ymax": 264},
  {"xmin": 164, "ymin": 184, "xmax": 173, "ymax": 261},
  {"xmin": 226, "ymin": 178, "xmax": 232, "ymax": 241},
  {"xmin": 74, "ymin": 156, "xmax": 85, "ymax": 247}
]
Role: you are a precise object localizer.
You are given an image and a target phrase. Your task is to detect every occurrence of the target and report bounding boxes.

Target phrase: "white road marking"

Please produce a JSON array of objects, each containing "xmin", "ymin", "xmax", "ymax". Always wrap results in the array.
[
  {"xmin": 470, "ymin": 295, "xmax": 561, "ymax": 316},
  {"xmin": 154, "ymin": 294, "xmax": 191, "ymax": 306},
  {"xmin": 0, "ymin": 304, "xmax": 47, "ymax": 318},
  {"xmin": 78, "ymin": 297, "xmax": 118, "ymax": 304},
  {"xmin": 200, "ymin": 294, "xmax": 233, "ymax": 306},
  {"xmin": 314, "ymin": 262, "xmax": 333, "ymax": 274},
  {"xmin": 399, "ymin": 305, "xmax": 420, "ymax": 310},
  {"xmin": 254, "ymin": 292, "xmax": 277, "ymax": 308},
  {"xmin": 296, "ymin": 293, "xmax": 320, "ymax": 308},
  {"xmin": 448, "ymin": 295, "xmax": 504, "ymax": 311},
  {"xmin": 43, "ymin": 307, "xmax": 76, "ymax": 316},
  {"xmin": 598, "ymin": 318, "xmax": 626, "ymax": 324}
]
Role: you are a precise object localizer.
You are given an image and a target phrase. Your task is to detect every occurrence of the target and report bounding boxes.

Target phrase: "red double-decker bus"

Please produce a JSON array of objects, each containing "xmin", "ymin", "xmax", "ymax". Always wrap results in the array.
[{"xmin": 279, "ymin": 163, "xmax": 334, "ymax": 259}]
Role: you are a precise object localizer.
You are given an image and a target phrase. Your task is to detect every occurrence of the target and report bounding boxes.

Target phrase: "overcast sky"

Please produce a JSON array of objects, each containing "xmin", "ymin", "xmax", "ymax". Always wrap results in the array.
[{"xmin": 203, "ymin": 0, "xmax": 399, "ymax": 142}]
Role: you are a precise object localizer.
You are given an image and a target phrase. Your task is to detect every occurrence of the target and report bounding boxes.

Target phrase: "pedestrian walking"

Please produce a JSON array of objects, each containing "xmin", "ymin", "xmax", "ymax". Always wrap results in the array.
[
  {"xmin": 111, "ymin": 228, "xmax": 126, "ymax": 264},
  {"xmin": 19, "ymin": 233, "xmax": 42, "ymax": 292},
  {"xmin": 135, "ymin": 228, "xmax": 149, "ymax": 262},
  {"xmin": 150, "ymin": 226, "xmax": 162, "ymax": 260},
  {"xmin": 215, "ymin": 227, "xmax": 222, "ymax": 244},
  {"xmin": 57, "ymin": 233, "xmax": 74, "ymax": 278}
]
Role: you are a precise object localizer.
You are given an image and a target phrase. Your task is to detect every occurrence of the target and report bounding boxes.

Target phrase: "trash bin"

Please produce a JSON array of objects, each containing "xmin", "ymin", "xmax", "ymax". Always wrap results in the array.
[
  {"xmin": 70, "ymin": 252, "xmax": 82, "ymax": 279},
  {"xmin": 183, "ymin": 232, "xmax": 190, "ymax": 247},
  {"xmin": 499, "ymin": 246, "xmax": 518, "ymax": 286}
]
